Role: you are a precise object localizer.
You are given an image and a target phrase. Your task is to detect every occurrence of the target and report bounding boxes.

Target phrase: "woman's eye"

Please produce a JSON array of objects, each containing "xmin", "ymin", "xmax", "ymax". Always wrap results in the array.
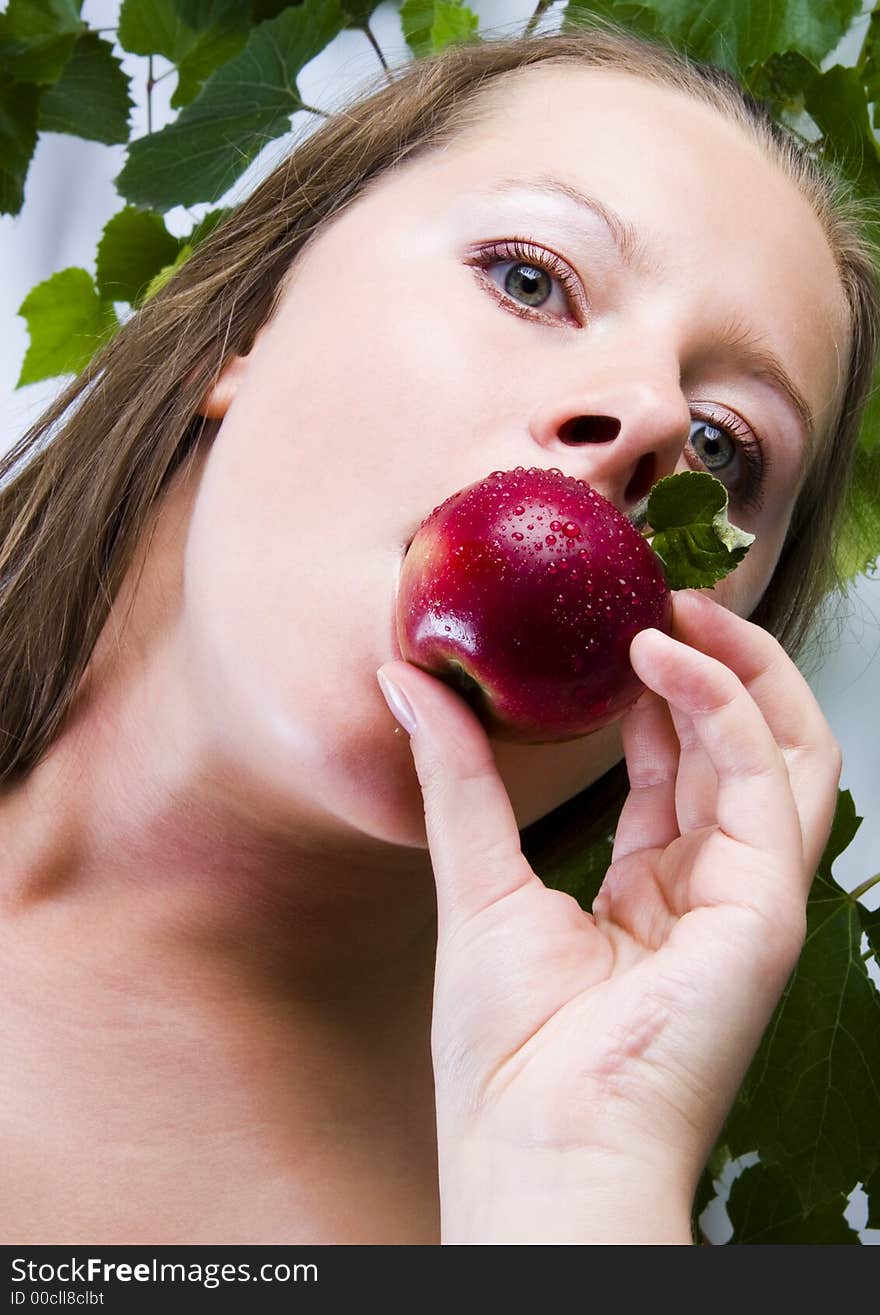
[
  {"xmin": 687, "ymin": 415, "xmax": 767, "ymax": 512},
  {"xmin": 468, "ymin": 239, "xmax": 582, "ymax": 323},
  {"xmin": 689, "ymin": 418, "xmax": 736, "ymax": 472}
]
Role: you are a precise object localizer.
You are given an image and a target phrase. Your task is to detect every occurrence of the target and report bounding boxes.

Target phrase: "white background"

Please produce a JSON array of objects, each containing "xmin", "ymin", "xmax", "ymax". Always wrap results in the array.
[{"xmin": 1, "ymin": 0, "xmax": 878, "ymax": 1242}]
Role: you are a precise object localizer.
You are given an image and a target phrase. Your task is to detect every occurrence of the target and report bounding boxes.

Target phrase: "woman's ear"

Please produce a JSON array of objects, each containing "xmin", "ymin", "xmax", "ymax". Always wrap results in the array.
[{"xmin": 198, "ymin": 354, "xmax": 250, "ymax": 419}]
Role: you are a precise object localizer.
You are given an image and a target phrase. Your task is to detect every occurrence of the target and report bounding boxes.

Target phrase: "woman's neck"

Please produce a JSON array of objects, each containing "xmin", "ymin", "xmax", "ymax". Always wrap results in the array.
[{"xmin": 0, "ymin": 571, "xmax": 442, "ymax": 1242}]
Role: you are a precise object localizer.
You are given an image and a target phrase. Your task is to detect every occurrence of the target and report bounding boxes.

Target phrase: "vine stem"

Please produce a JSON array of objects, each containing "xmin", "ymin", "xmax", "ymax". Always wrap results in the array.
[
  {"xmin": 299, "ymin": 102, "xmax": 331, "ymax": 119},
  {"xmin": 850, "ymin": 870, "xmax": 880, "ymax": 902},
  {"xmin": 523, "ymin": 1, "xmax": 555, "ymax": 38},
  {"xmin": 147, "ymin": 53, "xmax": 154, "ymax": 135},
  {"xmin": 363, "ymin": 21, "xmax": 392, "ymax": 83}
]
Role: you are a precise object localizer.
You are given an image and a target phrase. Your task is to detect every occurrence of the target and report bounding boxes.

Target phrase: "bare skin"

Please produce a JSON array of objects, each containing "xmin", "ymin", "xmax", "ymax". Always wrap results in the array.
[{"xmin": 0, "ymin": 67, "xmax": 848, "ymax": 1243}]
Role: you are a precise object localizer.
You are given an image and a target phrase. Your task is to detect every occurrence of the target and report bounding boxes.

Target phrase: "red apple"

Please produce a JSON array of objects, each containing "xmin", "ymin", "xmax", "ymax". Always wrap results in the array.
[{"xmin": 395, "ymin": 466, "xmax": 672, "ymax": 742}]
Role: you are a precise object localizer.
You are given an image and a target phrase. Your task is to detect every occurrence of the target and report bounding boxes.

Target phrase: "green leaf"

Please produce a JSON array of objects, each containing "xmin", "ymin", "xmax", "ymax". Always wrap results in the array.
[
  {"xmin": 859, "ymin": 9, "xmax": 880, "ymax": 101},
  {"xmin": 858, "ymin": 903, "xmax": 880, "ymax": 966},
  {"xmin": 430, "ymin": 1, "xmax": 479, "ymax": 54},
  {"xmin": 96, "ymin": 207, "xmax": 182, "ymax": 304},
  {"xmin": 0, "ymin": 0, "xmax": 85, "ymax": 85},
  {"xmin": 0, "ymin": 77, "xmax": 40, "ymax": 216},
  {"xmin": 340, "ymin": 1, "xmax": 382, "ymax": 27},
  {"xmin": 566, "ymin": 0, "xmax": 861, "ymax": 73},
  {"xmin": 644, "ymin": 470, "xmax": 755, "ymax": 589},
  {"xmin": 116, "ymin": 0, "xmax": 347, "ymax": 209},
  {"xmin": 865, "ymin": 1163, "xmax": 880, "ymax": 1230},
  {"xmin": 723, "ymin": 789, "xmax": 880, "ymax": 1212},
  {"xmin": 400, "ymin": 0, "xmax": 436, "ymax": 58},
  {"xmin": 834, "ymin": 442, "xmax": 880, "ymax": 583},
  {"xmin": 249, "ymin": 0, "xmax": 306, "ymax": 21},
  {"xmin": 118, "ymin": 0, "xmax": 250, "ymax": 110},
  {"xmin": 187, "ymin": 205, "xmax": 231, "ymax": 246},
  {"xmin": 141, "ymin": 243, "xmax": 194, "ymax": 302},
  {"xmin": 16, "ymin": 268, "xmax": 118, "ymax": 386},
  {"xmin": 38, "ymin": 32, "xmax": 133, "ymax": 145},
  {"xmin": 726, "ymin": 1162, "xmax": 860, "ymax": 1243},
  {"xmin": 806, "ymin": 65, "xmax": 880, "ymax": 196}
]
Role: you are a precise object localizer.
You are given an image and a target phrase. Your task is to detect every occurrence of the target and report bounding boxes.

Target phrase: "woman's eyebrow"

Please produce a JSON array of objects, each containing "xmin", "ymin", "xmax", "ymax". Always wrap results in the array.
[
  {"xmin": 482, "ymin": 175, "xmax": 817, "ymax": 460},
  {"xmin": 484, "ymin": 175, "xmax": 651, "ymax": 271}
]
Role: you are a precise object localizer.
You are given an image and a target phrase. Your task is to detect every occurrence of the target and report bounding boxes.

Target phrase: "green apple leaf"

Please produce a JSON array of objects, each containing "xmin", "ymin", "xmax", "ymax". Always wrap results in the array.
[
  {"xmin": 726, "ymin": 1162, "xmax": 860, "ymax": 1243},
  {"xmin": 118, "ymin": 0, "xmax": 249, "ymax": 110},
  {"xmin": 564, "ymin": 0, "xmax": 861, "ymax": 73},
  {"xmin": 17, "ymin": 268, "xmax": 118, "ymax": 386},
  {"xmin": 0, "ymin": 77, "xmax": 40, "ymax": 216},
  {"xmin": 116, "ymin": 0, "xmax": 346, "ymax": 209},
  {"xmin": 0, "ymin": 0, "xmax": 85, "ymax": 86},
  {"xmin": 642, "ymin": 470, "xmax": 755, "ymax": 589},
  {"xmin": 723, "ymin": 789, "xmax": 880, "ymax": 1212},
  {"xmin": 96, "ymin": 207, "xmax": 183, "ymax": 305},
  {"xmin": 38, "ymin": 32, "xmax": 133, "ymax": 145}
]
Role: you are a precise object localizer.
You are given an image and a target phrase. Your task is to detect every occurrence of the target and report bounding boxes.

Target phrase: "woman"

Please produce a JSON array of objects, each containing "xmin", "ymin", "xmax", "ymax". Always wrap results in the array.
[{"xmin": 0, "ymin": 21, "xmax": 876, "ymax": 1243}]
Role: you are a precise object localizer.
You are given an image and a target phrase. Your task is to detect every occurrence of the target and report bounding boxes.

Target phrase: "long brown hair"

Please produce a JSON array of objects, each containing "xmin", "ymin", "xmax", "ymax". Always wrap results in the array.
[{"xmin": 1, "ymin": 15, "xmax": 878, "ymax": 824}]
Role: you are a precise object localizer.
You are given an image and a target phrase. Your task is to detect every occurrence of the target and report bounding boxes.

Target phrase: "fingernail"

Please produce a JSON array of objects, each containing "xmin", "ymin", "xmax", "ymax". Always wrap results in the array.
[{"xmin": 376, "ymin": 669, "xmax": 418, "ymax": 736}]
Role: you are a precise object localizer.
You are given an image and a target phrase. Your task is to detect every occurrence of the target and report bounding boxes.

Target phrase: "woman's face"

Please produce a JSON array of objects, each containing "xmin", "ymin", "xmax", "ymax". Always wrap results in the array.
[{"xmin": 184, "ymin": 67, "xmax": 849, "ymax": 848}]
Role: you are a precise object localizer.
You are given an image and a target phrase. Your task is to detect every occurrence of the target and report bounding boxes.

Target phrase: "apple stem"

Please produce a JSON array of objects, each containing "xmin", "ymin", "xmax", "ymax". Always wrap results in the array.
[{"xmin": 627, "ymin": 495, "xmax": 652, "ymax": 535}]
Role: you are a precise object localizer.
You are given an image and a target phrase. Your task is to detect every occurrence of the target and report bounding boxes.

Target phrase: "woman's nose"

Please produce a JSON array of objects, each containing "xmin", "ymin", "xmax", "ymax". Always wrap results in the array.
[{"xmin": 528, "ymin": 368, "xmax": 693, "ymax": 512}]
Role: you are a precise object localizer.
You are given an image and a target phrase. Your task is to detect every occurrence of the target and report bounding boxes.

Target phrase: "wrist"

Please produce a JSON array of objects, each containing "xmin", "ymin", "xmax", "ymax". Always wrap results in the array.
[{"xmin": 439, "ymin": 1141, "xmax": 694, "ymax": 1245}]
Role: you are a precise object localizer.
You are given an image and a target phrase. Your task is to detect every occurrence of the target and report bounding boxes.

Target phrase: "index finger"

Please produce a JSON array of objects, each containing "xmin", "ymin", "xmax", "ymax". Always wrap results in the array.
[
  {"xmin": 376, "ymin": 661, "xmax": 537, "ymax": 933},
  {"xmin": 670, "ymin": 591, "xmax": 842, "ymax": 873}
]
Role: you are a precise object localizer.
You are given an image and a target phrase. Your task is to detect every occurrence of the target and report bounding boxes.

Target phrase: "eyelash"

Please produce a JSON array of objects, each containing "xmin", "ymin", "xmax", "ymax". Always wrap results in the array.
[{"xmin": 467, "ymin": 237, "xmax": 769, "ymax": 512}]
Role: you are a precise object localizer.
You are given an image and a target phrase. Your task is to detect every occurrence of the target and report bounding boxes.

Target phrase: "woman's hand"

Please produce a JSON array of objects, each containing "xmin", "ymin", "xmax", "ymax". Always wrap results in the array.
[{"xmin": 376, "ymin": 590, "xmax": 842, "ymax": 1244}]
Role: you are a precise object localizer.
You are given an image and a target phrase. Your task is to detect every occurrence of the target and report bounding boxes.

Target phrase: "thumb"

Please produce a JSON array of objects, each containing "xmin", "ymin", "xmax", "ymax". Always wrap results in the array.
[{"xmin": 376, "ymin": 660, "xmax": 536, "ymax": 933}]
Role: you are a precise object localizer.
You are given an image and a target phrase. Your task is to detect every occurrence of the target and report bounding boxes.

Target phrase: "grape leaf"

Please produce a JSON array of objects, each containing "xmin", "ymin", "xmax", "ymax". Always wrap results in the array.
[
  {"xmin": 865, "ymin": 1163, "xmax": 880, "ymax": 1230},
  {"xmin": 805, "ymin": 64, "xmax": 880, "ymax": 196},
  {"xmin": 726, "ymin": 1162, "xmax": 860, "ymax": 1244},
  {"xmin": 0, "ymin": 77, "xmax": 40, "ymax": 216},
  {"xmin": 431, "ymin": 2, "xmax": 479, "ymax": 54},
  {"xmin": 96, "ymin": 207, "xmax": 182, "ymax": 305},
  {"xmin": 187, "ymin": 206, "xmax": 231, "ymax": 247},
  {"xmin": 141, "ymin": 243, "xmax": 193, "ymax": 302},
  {"xmin": 400, "ymin": 0, "xmax": 437, "ymax": 58},
  {"xmin": 644, "ymin": 470, "xmax": 755, "ymax": 589},
  {"xmin": 0, "ymin": 0, "xmax": 85, "ymax": 86},
  {"xmin": 723, "ymin": 789, "xmax": 880, "ymax": 1212},
  {"xmin": 38, "ymin": 32, "xmax": 133, "ymax": 145},
  {"xmin": 834, "ymin": 442, "xmax": 880, "ymax": 583},
  {"xmin": 116, "ymin": 0, "xmax": 346, "ymax": 209},
  {"xmin": 16, "ymin": 268, "xmax": 118, "ymax": 386},
  {"xmin": 339, "ymin": 1, "xmax": 383, "ymax": 27},
  {"xmin": 118, "ymin": 0, "xmax": 249, "ymax": 110},
  {"xmin": 859, "ymin": 903, "xmax": 880, "ymax": 966},
  {"xmin": 565, "ymin": 0, "xmax": 861, "ymax": 73}
]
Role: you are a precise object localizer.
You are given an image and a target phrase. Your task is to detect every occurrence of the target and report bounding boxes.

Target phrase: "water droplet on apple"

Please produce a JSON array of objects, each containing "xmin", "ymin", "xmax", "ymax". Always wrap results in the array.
[
  {"xmin": 545, "ymin": 534, "xmax": 557, "ymax": 545},
  {"xmin": 550, "ymin": 520, "xmax": 562, "ymax": 531},
  {"xmin": 512, "ymin": 531, "xmax": 524, "ymax": 541},
  {"xmin": 514, "ymin": 505, "xmax": 525, "ymax": 515},
  {"xmin": 562, "ymin": 521, "xmax": 580, "ymax": 538}
]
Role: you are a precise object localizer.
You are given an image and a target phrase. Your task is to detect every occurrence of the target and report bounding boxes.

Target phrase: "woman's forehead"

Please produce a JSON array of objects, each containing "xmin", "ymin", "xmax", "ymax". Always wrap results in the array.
[{"xmin": 394, "ymin": 64, "xmax": 850, "ymax": 446}]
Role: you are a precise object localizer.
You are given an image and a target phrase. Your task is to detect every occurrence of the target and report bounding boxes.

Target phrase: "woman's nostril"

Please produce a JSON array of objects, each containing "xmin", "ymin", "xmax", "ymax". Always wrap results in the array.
[
  {"xmin": 624, "ymin": 452, "xmax": 656, "ymax": 504},
  {"xmin": 559, "ymin": 415, "xmax": 621, "ymax": 444}
]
